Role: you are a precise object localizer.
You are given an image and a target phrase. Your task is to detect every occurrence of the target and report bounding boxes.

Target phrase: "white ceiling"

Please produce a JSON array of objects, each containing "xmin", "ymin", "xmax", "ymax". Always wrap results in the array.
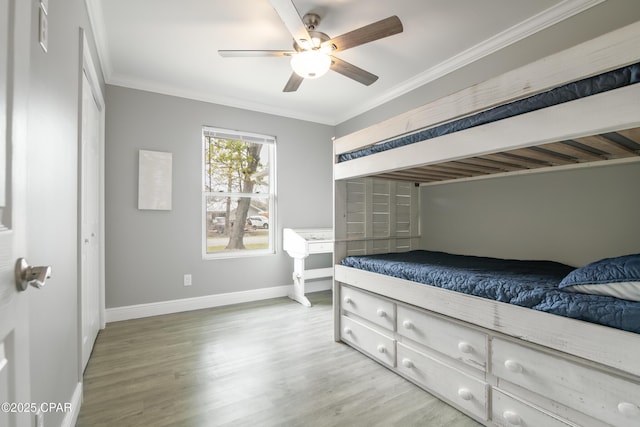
[{"xmin": 87, "ymin": 0, "xmax": 604, "ymax": 125}]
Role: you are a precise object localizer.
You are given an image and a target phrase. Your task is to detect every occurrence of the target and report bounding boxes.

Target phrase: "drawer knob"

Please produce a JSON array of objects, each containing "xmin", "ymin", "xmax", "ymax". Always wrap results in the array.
[
  {"xmin": 457, "ymin": 341, "xmax": 473, "ymax": 354},
  {"xmin": 457, "ymin": 388, "xmax": 473, "ymax": 401},
  {"xmin": 402, "ymin": 320, "xmax": 414, "ymax": 329},
  {"xmin": 343, "ymin": 327, "xmax": 352, "ymax": 335},
  {"xmin": 618, "ymin": 402, "xmax": 640, "ymax": 417},
  {"xmin": 503, "ymin": 411, "xmax": 522, "ymax": 425},
  {"xmin": 376, "ymin": 308, "xmax": 387, "ymax": 317},
  {"xmin": 401, "ymin": 358, "xmax": 414, "ymax": 368},
  {"xmin": 504, "ymin": 359, "xmax": 523, "ymax": 373},
  {"xmin": 377, "ymin": 344, "xmax": 386, "ymax": 354},
  {"xmin": 343, "ymin": 296, "xmax": 352, "ymax": 304}
]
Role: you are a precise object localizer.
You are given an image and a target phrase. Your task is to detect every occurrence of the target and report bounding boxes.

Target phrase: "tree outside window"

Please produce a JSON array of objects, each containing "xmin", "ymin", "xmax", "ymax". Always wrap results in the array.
[{"xmin": 202, "ymin": 127, "xmax": 275, "ymax": 257}]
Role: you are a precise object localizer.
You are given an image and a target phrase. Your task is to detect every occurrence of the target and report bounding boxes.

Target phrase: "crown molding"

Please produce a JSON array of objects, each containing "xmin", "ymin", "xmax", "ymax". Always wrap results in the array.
[{"xmin": 107, "ymin": 73, "xmax": 337, "ymax": 125}]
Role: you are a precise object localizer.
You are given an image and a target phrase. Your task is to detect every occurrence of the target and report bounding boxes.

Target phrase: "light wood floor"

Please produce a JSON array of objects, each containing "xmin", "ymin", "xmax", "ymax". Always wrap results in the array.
[{"xmin": 77, "ymin": 291, "xmax": 480, "ymax": 427}]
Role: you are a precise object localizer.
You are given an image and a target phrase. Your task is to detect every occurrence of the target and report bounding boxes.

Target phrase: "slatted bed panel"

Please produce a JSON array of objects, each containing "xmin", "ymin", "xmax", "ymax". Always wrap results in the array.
[
  {"xmin": 374, "ymin": 127, "xmax": 640, "ymax": 184},
  {"xmin": 344, "ymin": 179, "xmax": 420, "ymax": 256}
]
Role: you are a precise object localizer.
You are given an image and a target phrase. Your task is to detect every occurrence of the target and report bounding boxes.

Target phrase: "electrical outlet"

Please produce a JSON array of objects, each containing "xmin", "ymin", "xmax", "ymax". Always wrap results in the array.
[
  {"xmin": 36, "ymin": 409, "xmax": 44, "ymax": 427},
  {"xmin": 183, "ymin": 274, "xmax": 192, "ymax": 286}
]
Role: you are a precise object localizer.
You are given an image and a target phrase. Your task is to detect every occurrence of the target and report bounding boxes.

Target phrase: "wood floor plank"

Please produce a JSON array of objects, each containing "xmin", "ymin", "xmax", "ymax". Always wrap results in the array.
[{"xmin": 77, "ymin": 291, "xmax": 480, "ymax": 427}]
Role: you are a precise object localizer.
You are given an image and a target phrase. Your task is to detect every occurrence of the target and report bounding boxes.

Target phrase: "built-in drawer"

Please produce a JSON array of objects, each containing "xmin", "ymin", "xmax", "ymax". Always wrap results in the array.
[
  {"xmin": 492, "ymin": 338, "xmax": 640, "ymax": 427},
  {"xmin": 341, "ymin": 286, "xmax": 395, "ymax": 331},
  {"xmin": 341, "ymin": 315, "xmax": 396, "ymax": 368},
  {"xmin": 397, "ymin": 343, "xmax": 488, "ymax": 421},
  {"xmin": 397, "ymin": 305, "xmax": 487, "ymax": 372},
  {"xmin": 492, "ymin": 389, "xmax": 572, "ymax": 427}
]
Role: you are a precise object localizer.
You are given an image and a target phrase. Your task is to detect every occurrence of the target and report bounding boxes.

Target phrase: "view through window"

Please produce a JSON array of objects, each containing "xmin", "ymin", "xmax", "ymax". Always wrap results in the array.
[{"xmin": 202, "ymin": 126, "xmax": 275, "ymax": 257}]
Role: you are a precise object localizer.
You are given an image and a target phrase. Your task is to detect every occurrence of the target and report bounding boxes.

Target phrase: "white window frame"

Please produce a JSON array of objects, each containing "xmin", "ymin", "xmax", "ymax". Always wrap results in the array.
[{"xmin": 201, "ymin": 126, "xmax": 277, "ymax": 259}]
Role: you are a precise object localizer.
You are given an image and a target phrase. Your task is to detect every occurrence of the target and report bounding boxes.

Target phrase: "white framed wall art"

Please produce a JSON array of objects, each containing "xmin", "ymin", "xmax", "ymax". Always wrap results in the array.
[{"xmin": 138, "ymin": 149, "xmax": 172, "ymax": 210}]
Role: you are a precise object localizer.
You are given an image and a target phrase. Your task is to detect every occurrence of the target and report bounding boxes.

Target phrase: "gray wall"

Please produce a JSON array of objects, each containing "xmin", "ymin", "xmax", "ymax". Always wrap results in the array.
[
  {"xmin": 420, "ymin": 163, "xmax": 640, "ymax": 267},
  {"xmin": 105, "ymin": 86, "xmax": 334, "ymax": 308},
  {"xmin": 26, "ymin": 0, "xmax": 103, "ymax": 425}
]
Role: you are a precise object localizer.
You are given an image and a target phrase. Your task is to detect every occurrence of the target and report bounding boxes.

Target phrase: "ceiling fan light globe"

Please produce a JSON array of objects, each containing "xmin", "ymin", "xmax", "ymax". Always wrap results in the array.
[{"xmin": 291, "ymin": 50, "xmax": 331, "ymax": 79}]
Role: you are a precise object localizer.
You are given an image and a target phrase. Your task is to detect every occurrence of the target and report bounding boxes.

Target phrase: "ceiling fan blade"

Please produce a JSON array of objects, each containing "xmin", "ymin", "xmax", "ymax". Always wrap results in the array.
[
  {"xmin": 330, "ymin": 56, "xmax": 378, "ymax": 86},
  {"xmin": 218, "ymin": 50, "xmax": 296, "ymax": 58},
  {"xmin": 269, "ymin": 0, "xmax": 311, "ymax": 48},
  {"xmin": 322, "ymin": 16, "xmax": 403, "ymax": 53},
  {"xmin": 283, "ymin": 72, "xmax": 304, "ymax": 92}
]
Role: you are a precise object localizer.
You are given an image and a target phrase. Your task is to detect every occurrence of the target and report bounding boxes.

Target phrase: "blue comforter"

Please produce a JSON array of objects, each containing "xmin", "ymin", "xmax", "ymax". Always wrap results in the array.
[{"xmin": 341, "ymin": 250, "xmax": 640, "ymax": 334}]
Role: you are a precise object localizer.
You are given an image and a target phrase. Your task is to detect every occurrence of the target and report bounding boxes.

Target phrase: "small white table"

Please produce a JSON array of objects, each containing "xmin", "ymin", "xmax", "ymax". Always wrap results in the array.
[{"xmin": 283, "ymin": 228, "xmax": 333, "ymax": 307}]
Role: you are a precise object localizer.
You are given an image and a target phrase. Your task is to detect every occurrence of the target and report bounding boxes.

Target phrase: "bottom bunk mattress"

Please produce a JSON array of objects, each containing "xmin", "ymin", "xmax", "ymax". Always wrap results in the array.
[{"xmin": 340, "ymin": 250, "xmax": 640, "ymax": 334}]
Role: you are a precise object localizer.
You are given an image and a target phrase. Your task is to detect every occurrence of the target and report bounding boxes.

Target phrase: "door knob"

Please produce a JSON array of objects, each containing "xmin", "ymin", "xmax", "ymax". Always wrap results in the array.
[{"xmin": 15, "ymin": 258, "xmax": 52, "ymax": 291}]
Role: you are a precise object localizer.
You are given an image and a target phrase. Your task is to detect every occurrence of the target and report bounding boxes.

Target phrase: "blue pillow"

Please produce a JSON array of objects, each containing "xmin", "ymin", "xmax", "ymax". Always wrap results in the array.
[{"xmin": 559, "ymin": 254, "xmax": 640, "ymax": 301}]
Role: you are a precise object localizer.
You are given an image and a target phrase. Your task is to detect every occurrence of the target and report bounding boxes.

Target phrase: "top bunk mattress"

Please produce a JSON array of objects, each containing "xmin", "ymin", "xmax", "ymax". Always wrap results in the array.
[
  {"xmin": 338, "ymin": 62, "xmax": 640, "ymax": 163},
  {"xmin": 340, "ymin": 250, "xmax": 640, "ymax": 334}
]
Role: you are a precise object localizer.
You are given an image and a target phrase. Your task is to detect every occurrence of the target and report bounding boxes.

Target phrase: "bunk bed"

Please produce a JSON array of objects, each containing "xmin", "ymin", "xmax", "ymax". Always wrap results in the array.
[{"xmin": 332, "ymin": 21, "xmax": 640, "ymax": 427}]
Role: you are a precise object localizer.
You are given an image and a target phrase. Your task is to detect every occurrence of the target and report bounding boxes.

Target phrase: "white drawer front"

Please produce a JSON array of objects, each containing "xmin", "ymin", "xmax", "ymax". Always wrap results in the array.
[
  {"xmin": 397, "ymin": 305, "xmax": 487, "ymax": 371},
  {"xmin": 492, "ymin": 389, "xmax": 572, "ymax": 427},
  {"xmin": 492, "ymin": 338, "xmax": 640, "ymax": 427},
  {"xmin": 341, "ymin": 286, "xmax": 395, "ymax": 331},
  {"xmin": 341, "ymin": 315, "xmax": 396, "ymax": 367},
  {"xmin": 307, "ymin": 241, "xmax": 332, "ymax": 254},
  {"xmin": 397, "ymin": 343, "xmax": 488, "ymax": 421}
]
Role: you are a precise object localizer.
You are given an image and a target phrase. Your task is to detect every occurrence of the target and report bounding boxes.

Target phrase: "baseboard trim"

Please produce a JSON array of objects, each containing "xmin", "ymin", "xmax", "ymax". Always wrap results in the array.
[
  {"xmin": 61, "ymin": 381, "xmax": 83, "ymax": 427},
  {"xmin": 105, "ymin": 280, "xmax": 332, "ymax": 323}
]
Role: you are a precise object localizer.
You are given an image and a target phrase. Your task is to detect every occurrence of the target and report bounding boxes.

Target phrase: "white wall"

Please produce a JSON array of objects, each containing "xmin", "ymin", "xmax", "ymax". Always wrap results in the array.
[
  {"xmin": 105, "ymin": 86, "xmax": 334, "ymax": 308},
  {"xmin": 420, "ymin": 162, "xmax": 640, "ymax": 267},
  {"xmin": 26, "ymin": 0, "xmax": 103, "ymax": 425}
]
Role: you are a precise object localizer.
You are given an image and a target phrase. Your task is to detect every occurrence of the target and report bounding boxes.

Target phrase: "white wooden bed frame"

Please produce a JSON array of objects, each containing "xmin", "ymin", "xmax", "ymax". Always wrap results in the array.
[{"xmin": 332, "ymin": 21, "xmax": 640, "ymax": 427}]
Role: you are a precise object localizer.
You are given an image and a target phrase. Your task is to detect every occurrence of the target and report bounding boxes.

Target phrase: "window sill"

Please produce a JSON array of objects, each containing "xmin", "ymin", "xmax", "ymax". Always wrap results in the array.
[{"xmin": 202, "ymin": 249, "xmax": 276, "ymax": 260}]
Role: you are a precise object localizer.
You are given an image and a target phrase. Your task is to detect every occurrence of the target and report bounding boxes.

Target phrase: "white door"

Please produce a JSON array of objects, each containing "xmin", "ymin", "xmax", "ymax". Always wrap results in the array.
[
  {"xmin": 0, "ymin": 0, "xmax": 32, "ymax": 426},
  {"xmin": 80, "ymin": 68, "xmax": 102, "ymax": 371}
]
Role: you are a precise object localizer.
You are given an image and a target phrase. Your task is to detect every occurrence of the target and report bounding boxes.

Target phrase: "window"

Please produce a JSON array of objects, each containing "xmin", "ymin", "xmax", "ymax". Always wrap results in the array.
[{"xmin": 202, "ymin": 126, "xmax": 275, "ymax": 258}]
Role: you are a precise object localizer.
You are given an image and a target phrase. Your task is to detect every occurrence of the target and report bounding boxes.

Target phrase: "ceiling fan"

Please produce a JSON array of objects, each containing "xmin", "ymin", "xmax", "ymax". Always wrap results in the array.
[{"xmin": 218, "ymin": 0, "xmax": 403, "ymax": 92}]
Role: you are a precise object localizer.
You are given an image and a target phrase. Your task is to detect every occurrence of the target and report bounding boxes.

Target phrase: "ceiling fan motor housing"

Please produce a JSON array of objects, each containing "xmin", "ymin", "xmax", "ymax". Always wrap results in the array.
[{"xmin": 294, "ymin": 30, "xmax": 330, "ymax": 51}]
